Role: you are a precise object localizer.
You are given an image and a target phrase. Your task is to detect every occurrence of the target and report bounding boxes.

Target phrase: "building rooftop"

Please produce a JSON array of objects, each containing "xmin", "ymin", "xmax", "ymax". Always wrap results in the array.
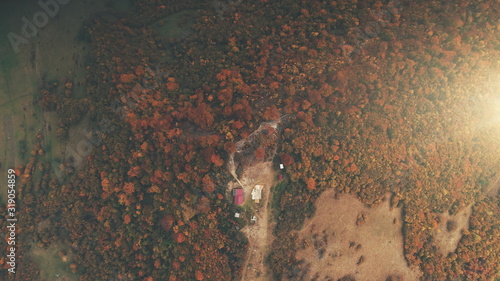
[
  {"xmin": 233, "ymin": 188, "xmax": 244, "ymax": 205},
  {"xmin": 252, "ymin": 185, "xmax": 263, "ymax": 201}
]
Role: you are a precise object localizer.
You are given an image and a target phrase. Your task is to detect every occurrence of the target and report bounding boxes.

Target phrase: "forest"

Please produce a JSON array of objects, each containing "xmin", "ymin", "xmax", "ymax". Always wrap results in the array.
[{"xmin": 1, "ymin": 0, "xmax": 499, "ymax": 280}]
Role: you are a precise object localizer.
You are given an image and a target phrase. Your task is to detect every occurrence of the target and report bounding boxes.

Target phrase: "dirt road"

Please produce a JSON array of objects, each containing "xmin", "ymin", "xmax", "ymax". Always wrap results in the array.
[{"xmin": 237, "ymin": 161, "xmax": 276, "ymax": 281}]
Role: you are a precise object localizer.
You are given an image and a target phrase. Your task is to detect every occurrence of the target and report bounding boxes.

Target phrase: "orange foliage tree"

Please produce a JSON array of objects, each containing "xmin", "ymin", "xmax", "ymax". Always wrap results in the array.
[
  {"xmin": 254, "ymin": 147, "xmax": 265, "ymax": 161},
  {"xmin": 281, "ymin": 153, "xmax": 294, "ymax": 166},
  {"xmin": 202, "ymin": 175, "xmax": 215, "ymax": 193},
  {"xmin": 306, "ymin": 178, "xmax": 316, "ymax": 190}
]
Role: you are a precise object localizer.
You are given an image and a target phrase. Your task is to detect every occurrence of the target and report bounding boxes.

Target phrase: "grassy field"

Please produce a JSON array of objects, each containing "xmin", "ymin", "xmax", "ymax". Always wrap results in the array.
[
  {"xmin": 0, "ymin": 1, "xmax": 42, "ymax": 204},
  {"xmin": 153, "ymin": 9, "xmax": 197, "ymax": 40},
  {"xmin": 0, "ymin": 0, "xmax": 136, "ymax": 203},
  {"xmin": 29, "ymin": 242, "xmax": 80, "ymax": 281}
]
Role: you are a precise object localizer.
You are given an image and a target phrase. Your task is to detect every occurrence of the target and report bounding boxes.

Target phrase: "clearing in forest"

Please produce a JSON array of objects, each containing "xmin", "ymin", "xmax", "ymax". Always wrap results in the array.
[
  {"xmin": 295, "ymin": 189, "xmax": 422, "ymax": 281},
  {"xmin": 238, "ymin": 161, "xmax": 276, "ymax": 281}
]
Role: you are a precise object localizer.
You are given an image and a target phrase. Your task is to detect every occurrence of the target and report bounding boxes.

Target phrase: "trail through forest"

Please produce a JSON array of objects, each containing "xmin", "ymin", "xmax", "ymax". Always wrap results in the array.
[
  {"xmin": 239, "ymin": 162, "xmax": 275, "ymax": 281},
  {"xmin": 227, "ymin": 116, "xmax": 289, "ymax": 281}
]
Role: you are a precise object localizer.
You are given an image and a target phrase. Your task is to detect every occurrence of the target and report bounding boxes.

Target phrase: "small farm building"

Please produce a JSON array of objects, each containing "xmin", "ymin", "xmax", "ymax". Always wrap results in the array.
[{"xmin": 233, "ymin": 188, "xmax": 244, "ymax": 205}]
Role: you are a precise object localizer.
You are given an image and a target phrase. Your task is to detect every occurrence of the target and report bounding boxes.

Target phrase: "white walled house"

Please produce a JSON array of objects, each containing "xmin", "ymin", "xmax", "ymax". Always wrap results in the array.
[{"xmin": 252, "ymin": 185, "xmax": 263, "ymax": 203}]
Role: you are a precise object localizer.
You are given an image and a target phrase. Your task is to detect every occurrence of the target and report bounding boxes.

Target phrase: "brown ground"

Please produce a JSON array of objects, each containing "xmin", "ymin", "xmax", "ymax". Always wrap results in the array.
[
  {"xmin": 434, "ymin": 206, "xmax": 472, "ymax": 256},
  {"xmin": 233, "ymin": 161, "xmax": 276, "ymax": 281},
  {"xmin": 433, "ymin": 174, "xmax": 500, "ymax": 256},
  {"xmin": 295, "ymin": 189, "xmax": 422, "ymax": 281}
]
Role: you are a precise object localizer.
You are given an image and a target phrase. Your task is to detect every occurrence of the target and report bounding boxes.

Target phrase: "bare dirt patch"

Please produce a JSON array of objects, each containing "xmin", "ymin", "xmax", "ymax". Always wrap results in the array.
[
  {"xmin": 433, "ymin": 206, "xmax": 472, "ymax": 256},
  {"xmin": 295, "ymin": 189, "xmax": 422, "ymax": 281},
  {"xmin": 235, "ymin": 161, "xmax": 276, "ymax": 281},
  {"xmin": 433, "ymin": 174, "xmax": 500, "ymax": 256}
]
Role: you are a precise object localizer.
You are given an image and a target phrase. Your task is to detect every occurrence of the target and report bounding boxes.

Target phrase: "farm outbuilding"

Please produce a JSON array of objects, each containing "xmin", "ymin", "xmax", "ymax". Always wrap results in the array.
[
  {"xmin": 252, "ymin": 185, "xmax": 263, "ymax": 203},
  {"xmin": 233, "ymin": 188, "xmax": 244, "ymax": 205}
]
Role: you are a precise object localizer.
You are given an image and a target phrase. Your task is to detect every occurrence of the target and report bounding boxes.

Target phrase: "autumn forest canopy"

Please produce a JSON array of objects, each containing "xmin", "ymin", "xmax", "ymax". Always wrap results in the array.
[{"xmin": 1, "ymin": 0, "xmax": 499, "ymax": 280}]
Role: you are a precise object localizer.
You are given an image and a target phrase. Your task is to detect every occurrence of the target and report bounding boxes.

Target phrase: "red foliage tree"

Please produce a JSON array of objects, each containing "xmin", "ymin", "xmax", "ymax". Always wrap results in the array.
[
  {"xmin": 281, "ymin": 153, "xmax": 294, "ymax": 166},
  {"xmin": 210, "ymin": 154, "xmax": 224, "ymax": 167},
  {"xmin": 224, "ymin": 142, "xmax": 236, "ymax": 154},
  {"xmin": 307, "ymin": 178, "xmax": 316, "ymax": 190},
  {"xmin": 263, "ymin": 105, "xmax": 280, "ymax": 120},
  {"xmin": 196, "ymin": 196, "xmax": 211, "ymax": 213},
  {"xmin": 218, "ymin": 88, "xmax": 233, "ymax": 104},
  {"xmin": 233, "ymin": 100, "xmax": 253, "ymax": 121},
  {"xmin": 195, "ymin": 270, "xmax": 204, "ymax": 280},
  {"xmin": 123, "ymin": 182, "xmax": 135, "ymax": 195},
  {"xmin": 232, "ymin": 120, "xmax": 245, "ymax": 129},
  {"xmin": 174, "ymin": 233, "xmax": 186, "ymax": 243},
  {"xmin": 166, "ymin": 77, "xmax": 180, "ymax": 90},
  {"xmin": 124, "ymin": 214, "xmax": 131, "ymax": 224},
  {"xmin": 255, "ymin": 147, "xmax": 265, "ymax": 161},
  {"xmin": 127, "ymin": 166, "xmax": 141, "ymax": 178},
  {"xmin": 188, "ymin": 102, "xmax": 214, "ymax": 129},
  {"xmin": 202, "ymin": 175, "xmax": 215, "ymax": 194},
  {"xmin": 160, "ymin": 215, "xmax": 174, "ymax": 231}
]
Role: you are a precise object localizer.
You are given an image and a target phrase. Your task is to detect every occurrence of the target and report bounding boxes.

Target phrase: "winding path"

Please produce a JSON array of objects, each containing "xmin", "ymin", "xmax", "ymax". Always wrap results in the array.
[{"xmin": 237, "ymin": 162, "xmax": 276, "ymax": 281}]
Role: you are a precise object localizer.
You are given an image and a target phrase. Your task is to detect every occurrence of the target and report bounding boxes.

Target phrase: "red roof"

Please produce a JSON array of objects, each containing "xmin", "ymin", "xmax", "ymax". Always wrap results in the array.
[
  {"xmin": 234, "ymin": 195, "xmax": 244, "ymax": 205},
  {"xmin": 233, "ymin": 189, "xmax": 244, "ymax": 205}
]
